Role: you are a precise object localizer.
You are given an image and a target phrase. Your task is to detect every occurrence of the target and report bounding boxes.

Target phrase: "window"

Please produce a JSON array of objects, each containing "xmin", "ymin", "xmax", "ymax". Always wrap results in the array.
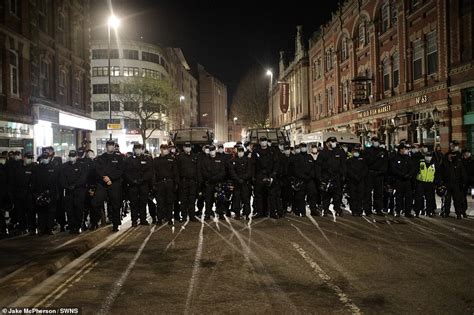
[
  {"xmin": 58, "ymin": 12, "xmax": 66, "ymax": 46},
  {"xmin": 91, "ymin": 49, "xmax": 118, "ymax": 59},
  {"xmin": 9, "ymin": 50, "xmax": 19, "ymax": 96},
  {"xmin": 142, "ymin": 68, "xmax": 160, "ymax": 79},
  {"xmin": 10, "ymin": 0, "xmax": 20, "ymax": 17},
  {"xmin": 381, "ymin": 3, "xmax": 390, "ymax": 33},
  {"xmin": 123, "ymin": 102, "xmax": 136, "ymax": 111},
  {"xmin": 74, "ymin": 76, "xmax": 82, "ymax": 106},
  {"xmin": 341, "ymin": 37, "xmax": 349, "ymax": 61},
  {"xmin": 358, "ymin": 18, "xmax": 368, "ymax": 47},
  {"xmin": 73, "ymin": 26, "xmax": 83, "ymax": 56},
  {"xmin": 392, "ymin": 51, "xmax": 399, "ymax": 88},
  {"xmin": 146, "ymin": 120, "xmax": 162, "ymax": 129},
  {"xmin": 383, "ymin": 57, "xmax": 390, "ymax": 91},
  {"xmin": 411, "ymin": 0, "xmax": 421, "ymax": 10},
  {"xmin": 123, "ymin": 49, "xmax": 138, "ymax": 60},
  {"xmin": 391, "ymin": 1, "xmax": 398, "ymax": 26},
  {"xmin": 92, "ymin": 84, "xmax": 108, "ymax": 94},
  {"xmin": 318, "ymin": 94, "xmax": 322, "ymax": 114},
  {"xmin": 93, "ymin": 101, "xmax": 120, "ymax": 111},
  {"xmin": 312, "ymin": 59, "xmax": 317, "ymax": 81},
  {"xmin": 426, "ymin": 31, "xmax": 438, "ymax": 75},
  {"xmin": 124, "ymin": 119, "xmax": 140, "ymax": 129},
  {"xmin": 325, "ymin": 49, "xmax": 333, "ymax": 71},
  {"xmin": 123, "ymin": 67, "xmax": 139, "ymax": 77},
  {"xmin": 59, "ymin": 69, "xmax": 66, "ymax": 94},
  {"xmin": 142, "ymin": 52, "xmax": 160, "ymax": 64},
  {"xmin": 40, "ymin": 58, "xmax": 49, "ymax": 97},
  {"xmin": 110, "ymin": 66, "xmax": 120, "ymax": 77},
  {"xmin": 413, "ymin": 39, "xmax": 423, "ymax": 80},
  {"xmin": 92, "ymin": 67, "xmax": 107, "ymax": 77},
  {"xmin": 38, "ymin": 0, "xmax": 48, "ymax": 33},
  {"xmin": 342, "ymin": 80, "xmax": 349, "ymax": 108}
]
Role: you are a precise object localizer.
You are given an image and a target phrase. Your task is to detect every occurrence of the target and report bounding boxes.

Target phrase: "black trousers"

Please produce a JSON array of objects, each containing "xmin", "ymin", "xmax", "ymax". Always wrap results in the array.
[
  {"xmin": 148, "ymin": 196, "xmax": 157, "ymax": 221},
  {"xmin": 180, "ymin": 179, "xmax": 197, "ymax": 219},
  {"xmin": 321, "ymin": 182, "xmax": 342, "ymax": 214},
  {"xmin": 442, "ymin": 184, "xmax": 464, "ymax": 215},
  {"xmin": 157, "ymin": 180, "xmax": 175, "ymax": 221},
  {"xmin": 204, "ymin": 182, "xmax": 225, "ymax": 216},
  {"xmin": 254, "ymin": 176, "xmax": 279, "ymax": 216},
  {"xmin": 347, "ymin": 180, "xmax": 366, "ymax": 215},
  {"xmin": 12, "ymin": 193, "xmax": 32, "ymax": 230},
  {"xmin": 56, "ymin": 194, "xmax": 66, "ymax": 228},
  {"xmin": 129, "ymin": 183, "xmax": 150, "ymax": 223},
  {"xmin": 232, "ymin": 182, "xmax": 251, "ymax": 216},
  {"xmin": 280, "ymin": 179, "xmax": 293, "ymax": 211},
  {"xmin": 196, "ymin": 183, "xmax": 205, "ymax": 213},
  {"xmin": 414, "ymin": 181, "xmax": 436, "ymax": 215},
  {"xmin": 394, "ymin": 179, "xmax": 413, "ymax": 215},
  {"xmin": 92, "ymin": 181, "xmax": 122, "ymax": 227},
  {"xmin": 306, "ymin": 180, "xmax": 319, "ymax": 213},
  {"xmin": 293, "ymin": 181, "xmax": 308, "ymax": 216},
  {"xmin": 37, "ymin": 204, "xmax": 56, "ymax": 233},
  {"xmin": 64, "ymin": 188, "xmax": 86, "ymax": 231},
  {"xmin": 366, "ymin": 174, "xmax": 384, "ymax": 212}
]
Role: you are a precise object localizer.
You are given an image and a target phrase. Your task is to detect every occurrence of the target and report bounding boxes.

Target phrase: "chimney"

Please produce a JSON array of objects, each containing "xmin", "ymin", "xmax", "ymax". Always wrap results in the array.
[
  {"xmin": 279, "ymin": 51, "xmax": 285, "ymax": 79},
  {"xmin": 295, "ymin": 25, "xmax": 304, "ymax": 60}
]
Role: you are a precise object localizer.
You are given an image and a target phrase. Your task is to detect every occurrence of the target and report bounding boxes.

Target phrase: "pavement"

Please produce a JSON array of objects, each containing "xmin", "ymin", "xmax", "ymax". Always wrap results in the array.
[{"xmin": 0, "ymin": 209, "xmax": 473, "ymax": 315}]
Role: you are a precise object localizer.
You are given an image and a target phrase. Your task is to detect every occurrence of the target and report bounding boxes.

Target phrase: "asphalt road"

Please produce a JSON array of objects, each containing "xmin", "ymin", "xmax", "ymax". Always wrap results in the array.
[{"xmin": 10, "ymin": 212, "xmax": 474, "ymax": 315}]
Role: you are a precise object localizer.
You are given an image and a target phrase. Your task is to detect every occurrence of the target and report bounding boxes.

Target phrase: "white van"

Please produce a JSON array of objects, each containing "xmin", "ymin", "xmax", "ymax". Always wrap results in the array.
[{"xmin": 300, "ymin": 132, "xmax": 360, "ymax": 148}]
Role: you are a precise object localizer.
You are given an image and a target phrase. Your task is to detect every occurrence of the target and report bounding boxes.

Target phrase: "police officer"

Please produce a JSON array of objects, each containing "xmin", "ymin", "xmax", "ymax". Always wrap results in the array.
[
  {"xmin": 364, "ymin": 137, "xmax": 389, "ymax": 215},
  {"xmin": 414, "ymin": 151, "xmax": 438, "ymax": 217},
  {"xmin": 289, "ymin": 143, "xmax": 314, "ymax": 217},
  {"xmin": 153, "ymin": 144, "xmax": 179, "ymax": 225},
  {"xmin": 60, "ymin": 150, "xmax": 88, "ymax": 234},
  {"xmin": 93, "ymin": 140, "xmax": 124, "ymax": 232},
  {"xmin": 79, "ymin": 149, "xmax": 96, "ymax": 230},
  {"xmin": 31, "ymin": 152, "xmax": 59, "ymax": 235},
  {"xmin": 279, "ymin": 145, "xmax": 293, "ymax": 213},
  {"xmin": 202, "ymin": 145, "xmax": 226, "ymax": 220},
  {"xmin": 308, "ymin": 144, "xmax": 322, "ymax": 214},
  {"xmin": 196, "ymin": 145, "xmax": 210, "ymax": 216},
  {"xmin": 229, "ymin": 146, "xmax": 253, "ymax": 220},
  {"xmin": 390, "ymin": 143, "xmax": 415, "ymax": 217},
  {"xmin": 124, "ymin": 143, "xmax": 153, "ymax": 227},
  {"xmin": 177, "ymin": 142, "xmax": 201, "ymax": 222},
  {"xmin": 252, "ymin": 137, "xmax": 280, "ymax": 218},
  {"xmin": 461, "ymin": 149, "xmax": 473, "ymax": 217},
  {"xmin": 315, "ymin": 137, "xmax": 346, "ymax": 216},
  {"xmin": 441, "ymin": 149, "xmax": 468, "ymax": 219},
  {"xmin": 346, "ymin": 145, "xmax": 368, "ymax": 216},
  {"xmin": 43, "ymin": 146, "xmax": 66, "ymax": 232},
  {"xmin": 0, "ymin": 154, "xmax": 8, "ymax": 236}
]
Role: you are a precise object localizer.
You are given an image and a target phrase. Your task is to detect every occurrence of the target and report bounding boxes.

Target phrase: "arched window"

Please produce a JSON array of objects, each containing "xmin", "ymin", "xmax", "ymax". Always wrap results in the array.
[
  {"xmin": 392, "ymin": 51, "xmax": 399, "ymax": 89},
  {"xmin": 9, "ymin": 49, "xmax": 19, "ymax": 96},
  {"xmin": 341, "ymin": 36, "xmax": 349, "ymax": 61},
  {"xmin": 358, "ymin": 18, "xmax": 368, "ymax": 47},
  {"xmin": 383, "ymin": 57, "xmax": 390, "ymax": 92},
  {"xmin": 381, "ymin": 2, "xmax": 390, "ymax": 33}
]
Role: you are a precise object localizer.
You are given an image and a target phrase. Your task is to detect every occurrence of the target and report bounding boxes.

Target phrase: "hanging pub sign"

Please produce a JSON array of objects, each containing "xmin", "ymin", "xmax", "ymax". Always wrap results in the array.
[
  {"xmin": 279, "ymin": 82, "xmax": 289, "ymax": 113},
  {"xmin": 352, "ymin": 76, "xmax": 371, "ymax": 105}
]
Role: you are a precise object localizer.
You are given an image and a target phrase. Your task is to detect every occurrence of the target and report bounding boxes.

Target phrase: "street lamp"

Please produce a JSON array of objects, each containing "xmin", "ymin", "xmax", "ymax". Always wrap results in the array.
[
  {"xmin": 233, "ymin": 117, "xmax": 238, "ymax": 141},
  {"xmin": 266, "ymin": 70, "xmax": 273, "ymax": 127},
  {"xmin": 179, "ymin": 96, "xmax": 185, "ymax": 128},
  {"xmin": 107, "ymin": 14, "xmax": 120, "ymax": 140}
]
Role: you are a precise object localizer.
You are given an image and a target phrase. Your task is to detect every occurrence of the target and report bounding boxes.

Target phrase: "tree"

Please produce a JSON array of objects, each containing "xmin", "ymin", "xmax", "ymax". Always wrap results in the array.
[
  {"xmin": 231, "ymin": 67, "xmax": 269, "ymax": 128},
  {"xmin": 112, "ymin": 76, "xmax": 179, "ymax": 146}
]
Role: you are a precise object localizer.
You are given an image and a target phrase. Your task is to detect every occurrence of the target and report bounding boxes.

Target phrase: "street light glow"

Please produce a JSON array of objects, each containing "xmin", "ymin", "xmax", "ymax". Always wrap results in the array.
[
  {"xmin": 108, "ymin": 15, "xmax": 120, "ymax": 29},
  {"xmin": 233, "ymin": 117, "xmax": 238, "ymax": 122},
  {"xmin": 266, "ymin": 69, "xmax": 273, "ymax": 76},
  {"xmin": 179, "ymin": 95, "xmax": 185, "ymax": 102}
]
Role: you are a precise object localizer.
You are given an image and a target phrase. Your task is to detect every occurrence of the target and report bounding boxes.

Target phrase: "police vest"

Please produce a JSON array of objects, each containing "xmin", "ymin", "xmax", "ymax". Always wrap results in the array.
[{"xmin": 416, "ymin": 161, "xmax": 435, "ymax": 182}]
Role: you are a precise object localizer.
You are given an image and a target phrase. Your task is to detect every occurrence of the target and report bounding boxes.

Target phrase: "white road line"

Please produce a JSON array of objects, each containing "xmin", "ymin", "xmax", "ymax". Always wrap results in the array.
[
  {"xmin": 184, "ymin": 213, "xmax": 205, "ymax": 314},
  {"xmin": 164, "ymin": 220, "xmax": 190, "ymax": 253},
  {"xmin": 362, "ymin": 215, "xmax": 380, "ymax": 229},
  {"xmin": 291, "ymin": 242, "xmax": 362, "ymax": 315},
  {"xmin": 98, "ymin": 225, "xmax": 157, "ymax": 315},
  {"xmin": 306, "ymin": 213, "xmax": 334, "ymax": 246}
]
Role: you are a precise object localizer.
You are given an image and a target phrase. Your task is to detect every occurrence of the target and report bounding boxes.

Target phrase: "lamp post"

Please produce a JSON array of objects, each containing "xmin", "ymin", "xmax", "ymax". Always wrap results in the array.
[
  {"xmin": 233, "ymin": 116, "xmax": 238, "ymax": 141},
  {"xmin": 266, "ymin": 70, "xmax": 273, "ymax": 127},
  {"xmin": 107, "ymin": 15, "xmax": 120, "ymax": 140}
]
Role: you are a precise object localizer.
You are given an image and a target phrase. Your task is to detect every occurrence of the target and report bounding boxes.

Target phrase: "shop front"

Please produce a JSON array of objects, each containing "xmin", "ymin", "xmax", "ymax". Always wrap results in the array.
[
  {"xmin": 33, "ymin": 106, "xmax": 96, "ymax": 160},
  {"xmin": 462, "ymin": 88, "xmax": 474, "ymax": 151},
  {"xmin": 0, "ymin": 121, "xmax": 34, "ymax": 154}
]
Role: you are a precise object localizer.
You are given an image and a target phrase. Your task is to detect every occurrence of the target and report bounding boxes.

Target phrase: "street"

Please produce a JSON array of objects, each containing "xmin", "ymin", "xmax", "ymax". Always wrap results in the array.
[{"xmin": 4, "ymin": 212, "xmax": 473, "ymax": 314}]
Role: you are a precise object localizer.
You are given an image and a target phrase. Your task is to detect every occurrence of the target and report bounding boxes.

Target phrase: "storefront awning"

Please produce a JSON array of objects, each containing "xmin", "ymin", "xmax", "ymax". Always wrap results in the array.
[{"xmin": 59, "ymin": 112, "xmax": 96, "ymax": 131}]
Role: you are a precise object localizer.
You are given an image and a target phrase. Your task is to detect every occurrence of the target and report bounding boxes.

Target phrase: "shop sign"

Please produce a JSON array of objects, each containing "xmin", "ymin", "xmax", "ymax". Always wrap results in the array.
[
  {"xmin": 39, "ymin": 107, "xmax": 60, "ymax": 124},
  {"xmin": 0, "ymin": 121, "xmax": 34, "ymax": 139},
  {"xmin": 126, "ymin": 129, "xmax": 141, "ymax": 135},
  {"xmin": 415, "ymin": 95, "xmax": 428, "ymax": 105},
  {"xmin": 107, "ymin": 123, "xmax": 122, "ymax": 130},
  {"xmin": 357, "ymin": 104, "xmax": 392, "ymax": 119},
  {"xmin": 279, "ymin": 82, "xmax": 289, "ymax": 113}
]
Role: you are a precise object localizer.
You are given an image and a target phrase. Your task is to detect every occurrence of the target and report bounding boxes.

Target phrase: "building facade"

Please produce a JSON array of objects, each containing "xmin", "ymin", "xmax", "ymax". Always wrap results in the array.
[
  {"xmin": 1, "ymin": 0, "xmax": 94, "ymax": 158},
  {"xmin": 306, "ymin": 0, "xmax": 474, "ymax": 151},
  {"xmin": 269, "ymin": 26, "xmax": 311, "ymax": 145},
  {"xmin": 198, "ymin": 64, "xmax": 228, "ymax": 142}
]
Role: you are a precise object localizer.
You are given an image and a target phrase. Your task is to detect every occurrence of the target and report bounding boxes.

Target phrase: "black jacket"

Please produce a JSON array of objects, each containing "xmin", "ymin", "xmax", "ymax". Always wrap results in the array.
[
  {"xmin": 60, "ymin": 161, "xmax": 88, "ymax": 190},
  {"xmin": 95, "ymin": 152, "xmax": 124, "ymax": 185},
  {"xmin": 289, "ymin": 153, "xmax": 315, "ymax": 181},
  {"xmin": 9, "ymin": 163, "xmax": 35, "ymax": 196},
  {"xmin": 441, "ymin": 156, "xmax": 468, "ymax": 188},
  {"xmin": 201, "ymin": 155, "xmax": 226, "ymax": 183},
  {"xmin": 153, "ymin": 155, "xmax": 179, "ymax": 183},
  {"xmin": 364, "ymin": 146, "xmax": 389, "ymax": 176},
  {"xmin": 252, "ymin": 146, "xmax": 279, "ymax": 178},
  {"xmin": 31, "ymin": 163, "xmax": 59, "ymax": 199},
  {"xmin": 123, "ymin": 154, "xmax": 153, "ymax": 186},
  {"xmin": 176, "ymin": 152, "xmax": 201, "ymax": 183},
  {"xmin": 315, "ymin": 148, "xmax": 346, "ymax": 182},
  {"xmin": 461, "ymin": 157, "xmax": 474, "ymax": 186},
  {"xmin": 390, "ymin": 153, "xmax": 415, "ymax": 181},
  {"xmin": 228, "ymin": 156, "xmax": 254, "ymax": 183},
  {"xmin": 346, "ymin": 155, "xmax": 369, "ymax": 184}
]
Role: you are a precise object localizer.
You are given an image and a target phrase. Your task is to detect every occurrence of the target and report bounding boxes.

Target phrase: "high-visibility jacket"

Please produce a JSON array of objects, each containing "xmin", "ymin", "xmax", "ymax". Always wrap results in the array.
[{"xmin": 416, "ymin": 160, "xmax": 436, "ymax": 182}]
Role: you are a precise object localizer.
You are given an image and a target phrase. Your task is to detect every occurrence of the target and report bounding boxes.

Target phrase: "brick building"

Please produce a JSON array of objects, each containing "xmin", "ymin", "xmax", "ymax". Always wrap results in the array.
[
  {"xmin": 0, "ymin": 0, "xmax": 94, "ymax": 158},
  {"xmin": 303, "ymin": 0, "xmax": 473, "ymax": 150}
]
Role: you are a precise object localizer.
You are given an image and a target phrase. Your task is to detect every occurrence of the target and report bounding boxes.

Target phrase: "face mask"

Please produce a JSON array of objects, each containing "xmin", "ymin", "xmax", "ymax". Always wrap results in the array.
[
  {"xmin": 412, "ymin": 148, "xmax": 419, "ymax": 153},
  {"xmin": 421, "ymin": 147, "xmax": 428, "ymax": 153},
  {"xmin": 311, "ymin": 148, "xmax": 318, "ymax": 154},
  {"xmin": 24, "ymin": 158, "xmax": 33, "ymax": 165},
  {"xmin": 0, "ymin": 159, "xmax": 6, "ymax": 165},
  {"xmin": 380, "ymin": 144, "xmax": 386, "ymax": 149},
  {"xmin": 41, "ymin": 158, "xmax": 50, "ymax": 165},
  {"xmin": 425, "ymin": 156, "xmax": 432, "ymax": 163},
  {"xmin": 134, "ymin": 149, "xmax": 143, "ymax": 156},
  {"xmin": 184, "ymin": 147, "xmax": 192, "ymax": 154},
  {"xmin": 171, "ymin": 148, "xmax": 176, "ymax": 154},
  {"xmin": 284, "ymin": 150, "xmax": 291, "ymax": 156},
  {"xmin": 278, "ymin": 145, "xmax": 284, "ymax": 151},
  {"xmin": 70, "ymin": 157, "xmax": 77, "ymax": 163},
  {"xmin": 295, "ymin": 148, "xmax": 301, "ymax": 154},
  {"xmin": 342, "ymin": 147, "xmax": 348, "ymax": 153},
  {"xmin": 204, "ymin": 149, "xmax": 210, "ymax": 155},
  {"xmin": 330, "ymin": 142, "xmax": 337, "ymax": 149},
  {"xmin": 218, "ymin": 148, "xmax": 224, "ymax": 154},
  {"xmin": 301, "ymin": 147, "xmax": 307, "ymax": 153},
  {"xmin": 87, "ymin": 152, "xmax": 95, "ymax": 159},
  {"xmin": 464, "ymin": 152, "xmax": 471, "ymax": 158},
  {"xmin": 106, "ymin": 145, "xmax": 115, "ymax": 153},
  {"xmin": 403, "ymin": 150, "xmax": 410, "ymax": 155},
  {"xmin": 453, "ymin": 146, "xmax": 460, "ymax": 152},
  {"xmin": 353, "ymin": 152, "xmax": 360, "ymax": 158},
  {"xmin": 372, "ymin": 142, "xmax": 380, "ymax": 148},
  {"xmin": 237, "ymin": 152, "xmax": 245, "ymax": 158},
  {"xmin": 162, "ymin": 149, "xmax": 169, "ymax": 156},
  {"xmin": 14, "ymin": 155, "xmax": 21, "ymax": 161},
  {"xmin": 209, "ymin": 150, "xmax": 216, "ymax": 158},
  {"xmin": 260, "ymin": 141, "xmax": 268, "ymax": 148}
]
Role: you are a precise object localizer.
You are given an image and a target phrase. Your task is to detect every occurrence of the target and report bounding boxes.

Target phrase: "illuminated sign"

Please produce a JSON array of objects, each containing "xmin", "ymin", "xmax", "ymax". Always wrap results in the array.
[
  {"xmin": 107, "ymin": 123, "xmax": 122, "ymax": 130},
  {"xmin": 0, "ymin": 121, "xmax": 34, "ymax": 139},
  {"xmin": 357, "ymin": 104, "xmax": 392, "ymax": 119},
  {"xmin": 59, "ymin": 113, "xmax": 96, "ymax": 131},
  {"xmin": 415, "ymin": 95, "xmax": 428, "ymax": 105}
]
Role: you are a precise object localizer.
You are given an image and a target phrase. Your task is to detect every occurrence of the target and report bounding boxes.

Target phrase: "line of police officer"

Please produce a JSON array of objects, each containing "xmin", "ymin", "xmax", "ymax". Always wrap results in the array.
[{"xmin": 1, "ymin": 135, "xmax": 472, "ymax": 237}]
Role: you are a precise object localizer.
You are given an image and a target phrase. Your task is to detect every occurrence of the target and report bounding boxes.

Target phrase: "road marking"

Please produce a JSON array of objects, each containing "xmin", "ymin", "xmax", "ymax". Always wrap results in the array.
[
  {"xmin": 98, "ymin": 225, "xmax": 157, "ymax": 315},
  {"xmin": 291, "ymin": 242, "xmax": 362, "ymax": 315},
  {"xmin": 306, "ymin": 213, "xmax": 334, "ymax": 246},
  {"xmin": 184, "ymin": 213, "xmax": 205, "ymax": 314},
  {"xmin": 164, "ymin": 219, "xmax": 190, "ymax": 253},
  {"xmin": 362, "ymin": 215, "xmax": 380, "ymax": 229}
]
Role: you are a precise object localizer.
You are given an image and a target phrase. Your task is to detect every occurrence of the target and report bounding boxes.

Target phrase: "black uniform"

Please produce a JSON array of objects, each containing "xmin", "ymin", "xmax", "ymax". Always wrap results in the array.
[
  {"xmin": 461, "ymin": 155, "xmax": 473, "ymax": 216},
  {"xmin": 93, "ymin": 152, "xmax": 124, "ymax": 229},
  {"xmin": 252, "ymin": 146, "xmax": 280, "ymax": 217},
  {"xmin": 0, "ymin": 162, "xmax": 9, "ymax": 235},
  {"xmin": 124, "ymin": 154, "xmax": 153, "ymax": 225},
  {"xmin": 9, "ymin": 162, "xmax": 35, "ymax": 232},
  {"xmin": 6, "ymin": 159, "xmax": 23, "ymax": 230},
  {"xmin": 390, "ymin": 152, "xmax": 415, "ymax": 216},
  {"xmin": 80, "ymin": 157, "xmax": 96, "ymax": 228},
  {"xmin": 228, "ymin": 154, "xmax": 253, "ymax": 218},
  {"xmin": 31, "ymin": 162, "xmax": 59, "ymax": 234},
  {"xmin": 279, "ymin": 153, "xmax": 293, "ymax": 213},
  {"xmin": 441, "ymin": 153, "xmax": 468, "ymax": 217},
  {"xmin": 364, "ymin": 146, "xmax": 389, "ymax": 214},
  {"xmin": 153, "ymin": 154, "xmax": 179, "ymax": 222},
  {"xmin": 177, "ymin": 152, "xmax": 201, "ymax": 220},
  {"xmin": 289, "ymin": 152, "xmax": 315, "ymax": 216},
  {"xmin": 315, "ymin": 147, "xmax": 346, "ymax": 216},
  {"xmin": 201, "ymin": 155, "xmax": 226, "ymax": 218},
  {"xmin": 60, "ymin": 161, "xmax": 88, "ymax": 232},
  {"xmin": 346, "ymin": 154, "xmax": 368, "ymax": 216}
]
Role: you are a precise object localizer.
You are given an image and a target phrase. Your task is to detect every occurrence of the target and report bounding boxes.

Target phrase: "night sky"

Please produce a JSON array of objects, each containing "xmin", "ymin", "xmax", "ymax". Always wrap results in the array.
[{"xmin": 91, "ymin": 0, "xmax": 340, "ymax": 101}]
